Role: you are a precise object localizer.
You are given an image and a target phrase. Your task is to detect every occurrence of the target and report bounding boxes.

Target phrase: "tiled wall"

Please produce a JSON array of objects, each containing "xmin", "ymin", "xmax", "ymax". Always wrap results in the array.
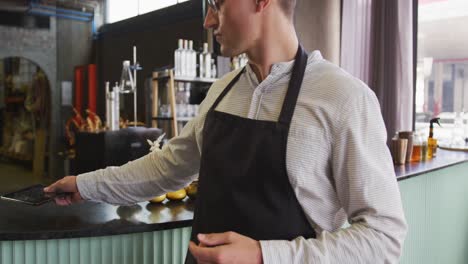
[
  {"xmin": 0, "ymin": 19, "xmax": 57, "ymax": 81},
  {"xmin": 0, "ymin": 18, "xmax": 58, "ymax": 178}
]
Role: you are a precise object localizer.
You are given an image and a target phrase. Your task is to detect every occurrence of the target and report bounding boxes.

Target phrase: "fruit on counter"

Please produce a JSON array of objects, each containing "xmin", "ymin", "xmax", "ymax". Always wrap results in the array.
[
  {"xmin": 185, "ymin": 181, "xmax": 198, "ymax": 199},
  {"xmin": 166, "ymin": 189, "xmax": 187, "ymax": 201},
  {"xmin": 149, "ymin": 194, "xmax": 167, "ymax": 203}
]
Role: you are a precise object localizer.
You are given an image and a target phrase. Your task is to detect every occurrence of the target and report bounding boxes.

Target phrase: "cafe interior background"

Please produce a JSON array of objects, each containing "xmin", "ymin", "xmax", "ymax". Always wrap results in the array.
[{"xmin": 0, "ymin": 0, "xmax": 467, "ymax": 263}]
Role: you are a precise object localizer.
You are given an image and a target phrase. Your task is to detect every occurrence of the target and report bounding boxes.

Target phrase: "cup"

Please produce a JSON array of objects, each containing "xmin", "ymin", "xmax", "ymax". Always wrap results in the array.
[
  {"xmin": 411, "ymin": 133, "xmax": 423, "ymax": 163},
  {"xmin": 398, "ymin": 131, "xmax": 413, "ymax": 163},
  {"xmin": 421, "ymin": 141, "xmax": 428, "ymax": 162},
  {"xmin": 160, "ymin": 104, "xmax": 171, "ymax": 117},
  {"xmin": 187, "ymin": 104, "xmax": 195, "ymax": 117},
  {"xmin": 391, "ymin": 138, "xmax": 408, "ymax": 165}
]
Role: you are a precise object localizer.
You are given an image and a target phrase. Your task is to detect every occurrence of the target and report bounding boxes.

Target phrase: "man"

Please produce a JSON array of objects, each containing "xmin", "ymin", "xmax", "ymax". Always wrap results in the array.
[{"xmin": 45, "ymin": 0, "xmax": 408, "ymax": 263}]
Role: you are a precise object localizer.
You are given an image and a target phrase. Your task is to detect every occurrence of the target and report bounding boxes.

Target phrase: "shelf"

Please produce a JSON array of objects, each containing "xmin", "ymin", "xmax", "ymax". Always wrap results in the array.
[
  {"xmin": 5, "ymin": 96, "xmax": 25, "ymax": 104},
  {"xmin": 152, "ymin": 116, "xmax": 194, "ymax": 122},
  {"xmin": 175, "ymin": 76, "xmax": 218, "ymax": 83},
  {"xmin": 153, "ymin": 75, "xmax": 218, "ymax": 84}
]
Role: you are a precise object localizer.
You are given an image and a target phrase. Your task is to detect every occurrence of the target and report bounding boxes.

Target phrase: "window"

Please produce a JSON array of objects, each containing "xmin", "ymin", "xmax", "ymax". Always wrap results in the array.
[
  {"xmin": 415, "ymin": 0, "xmax": 468, "ymax": 142},
  {"xmin": 106, "ymin": 0, "xmax": 190, "ymax": 24}
]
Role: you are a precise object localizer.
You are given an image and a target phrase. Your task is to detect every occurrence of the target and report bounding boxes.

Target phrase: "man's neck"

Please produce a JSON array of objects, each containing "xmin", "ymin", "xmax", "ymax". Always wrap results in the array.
[{"xmin": 246, "ymin": 20, "xmax": 299, "ymax": 82}]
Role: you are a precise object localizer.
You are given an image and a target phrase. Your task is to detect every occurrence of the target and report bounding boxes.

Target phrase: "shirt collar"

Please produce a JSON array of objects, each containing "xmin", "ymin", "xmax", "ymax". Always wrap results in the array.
[{"xmin": 244, "ymin": 50, "xmax": 323, "ymax": 88}]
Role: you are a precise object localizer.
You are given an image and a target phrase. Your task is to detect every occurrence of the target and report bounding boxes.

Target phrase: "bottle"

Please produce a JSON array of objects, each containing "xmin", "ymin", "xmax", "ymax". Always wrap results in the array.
[
  {"xmin": 176, "ymin": 82, "xmax": 185, "ymax": 104},
  {"xmin": 411, "ymin": 133, "xmax": 423, "ymax": 162},
  {"xmin": 105, "ymin": 82, "xmax": 112, "ymax": 129},
  {"xmin": 174, "ymin": 39, "xmax": 183, "ymax": 77},
  {"xmin": 427, "ymin": 117, "xmax": 441, "ymax": 159},
  {"xmin": 211, "ymin": 59, "xmax": 217, "ymax": 79},
  {"xmin": 111, "ymin": 82, "xmax": 120, "ymax": 131},
  {"xmin": 240, "ymin": 54, "xmax": 248, "ymax": 67},
  {"xmin": 232, "ymin": 55, "xmax": 240, "ymax": 70},
  {"xmin": 202, "ymin": 43, "xmax": 211, "ymax": 78},
  {"xmin": 187, "ymin": 41, "xmax": 192, "ymax": 77},
  {"xmin": 464, "ymin": 110, "xmax": 468, "ymax": 144},
  {"xmin": 185, "ymin": 83, "xmax": 191, "ymax": 105},
  {"xmin": 188, "ymin": 41, "xmax": 196, "ymax": 78},
  {"xmin": 451, "ymin": 112, "xmax": 465, "ymax": 147},
  {"xmin": 119, "ymin": 60, "xmax": 134, "ymax": 93},
  {"xmin": 176, "ymin": 82, "xmax": 186, "ymax": 117},
  {"xmin": 421, "ymin": 140, "xmax": 428, "ymax": 162},
  {"xmin": 198, "ymin": 46, "xmax": 204, "ymax": 78},
  {"xmin": 181, "ymin": 40, "xmax": 189, "ymax": 77}
]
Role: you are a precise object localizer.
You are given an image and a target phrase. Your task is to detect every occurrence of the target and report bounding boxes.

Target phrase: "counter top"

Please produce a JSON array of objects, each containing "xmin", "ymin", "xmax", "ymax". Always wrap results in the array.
[
  {"xmin": 0, "ymin": 197, "xmax": 194, "ymax": 241},
  {"xmin": 395, "ymin": 149, "xmax": 468, "ymax": 181},
  {"xmin": 1, "ymin": 149, "xmax": 467, "ymax": 241}
]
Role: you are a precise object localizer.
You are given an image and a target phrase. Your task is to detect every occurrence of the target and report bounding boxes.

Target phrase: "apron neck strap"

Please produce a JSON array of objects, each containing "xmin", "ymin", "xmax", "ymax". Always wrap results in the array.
[
  {"xmin": 278, "ymin": 45, "xmax": 308, "ymax": 125},
  {"xmin": 210, "ymin": 67, "xmax": 246, "ymax": 111}
]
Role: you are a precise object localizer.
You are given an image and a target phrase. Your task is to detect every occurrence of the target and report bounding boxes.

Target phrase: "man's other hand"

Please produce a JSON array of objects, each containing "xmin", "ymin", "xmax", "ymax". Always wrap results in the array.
[{"xmin": 189, "ymin": 231, "xmax": 263, "ymax": 264}]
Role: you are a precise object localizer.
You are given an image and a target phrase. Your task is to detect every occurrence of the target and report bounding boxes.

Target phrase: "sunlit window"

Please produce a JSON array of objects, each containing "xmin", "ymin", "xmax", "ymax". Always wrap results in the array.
[
  {"xmin": 107, "ymin": 0, "xmax": 190, "ymax": 24},
  {"xmin": 415, "ymin": 0, "xmax": 468, "ymax": 142}
]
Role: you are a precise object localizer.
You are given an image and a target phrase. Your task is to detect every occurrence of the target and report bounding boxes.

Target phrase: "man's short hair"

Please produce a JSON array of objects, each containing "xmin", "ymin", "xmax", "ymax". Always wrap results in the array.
[{"xmin": 278, "ymin": 0, "xmax": 296, "ymax": 18}]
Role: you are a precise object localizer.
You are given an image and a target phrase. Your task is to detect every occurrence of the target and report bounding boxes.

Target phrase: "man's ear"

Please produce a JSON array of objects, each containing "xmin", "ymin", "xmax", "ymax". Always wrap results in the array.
[{"xmin": 255, "ymin": 0, "xmax": 271, "ymax": 13}]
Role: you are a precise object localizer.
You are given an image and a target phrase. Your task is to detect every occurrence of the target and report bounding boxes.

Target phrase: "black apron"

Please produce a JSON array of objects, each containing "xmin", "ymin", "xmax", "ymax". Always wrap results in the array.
[{"xmin": 186, "ymin": 45, "xmax": 316, "ymax": 264}]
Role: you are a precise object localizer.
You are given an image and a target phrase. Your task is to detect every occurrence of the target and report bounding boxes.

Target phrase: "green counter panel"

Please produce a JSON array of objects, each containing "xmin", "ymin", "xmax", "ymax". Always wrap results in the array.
[
  {"xmin": 0, "ymin": 227, "xmax": 192, "ymax": 264},
  {"xmin": 399, "ymin": 162, "xmax": 468, "ymax": 264}
]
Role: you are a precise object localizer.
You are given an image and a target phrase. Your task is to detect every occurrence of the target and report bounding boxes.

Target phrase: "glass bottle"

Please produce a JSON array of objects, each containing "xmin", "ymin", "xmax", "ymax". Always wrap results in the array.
[
  {"xmin": 184, "ymin": 83, "xmax": 191, "ymax": 105},
  {"xmin": 198, "ymin": 46, "xmax": 204, "ymax": 78},
  {"xmin": 176, "ymin": 82, "xmax": 186, "ymax": 117},
  {"xmin": 119, "ymin": 60, "xmax": 134, "ymax": 93},
  {"xmin": 211, "ymin": 59, "xmax": 217, "ymax": 79},
  {"xmin": 188, "ymin": 41, "xmax": 197, "ymax": 78},
  {"xmin": 232, "ymin": 56, "xmax": 240, "ymax": 70},
  {"xmin": 174, "ymin": 39, "xmax": 183, "ymax": 77},
  {"xmin": 181, "ymin": 40, "xmax": 188, "ymax": 77},
  {"xmin": 411, "ymin": 133, "xmax": 423, "ymax": 162},
  {"xmin": 112, "ymin": 82, "xmax": 120, "ymax": 130},
  {"xmin": 462, "ymin": 110, "xmax": 468, "ymax": 145},
  {"xmin": 451, "ymin": 112, "xmax": 465, "ymax": 147},
  {"xmin": 202, "ymin": 43, "xmax": 211, "ymax": 79}
]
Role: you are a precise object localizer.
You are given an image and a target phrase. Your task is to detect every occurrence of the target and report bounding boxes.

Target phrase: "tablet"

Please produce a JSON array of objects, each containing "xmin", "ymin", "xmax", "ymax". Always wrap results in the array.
[{"xmin": 1, "ymin": 184, "xmax": 54, "ymax": 206}]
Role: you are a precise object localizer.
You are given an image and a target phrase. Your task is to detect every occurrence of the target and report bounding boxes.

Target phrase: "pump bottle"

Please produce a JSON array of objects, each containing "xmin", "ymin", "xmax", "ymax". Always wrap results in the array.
[{"xmin": 427, "ymin": 117, "xmax": 441, "ymax": 158}]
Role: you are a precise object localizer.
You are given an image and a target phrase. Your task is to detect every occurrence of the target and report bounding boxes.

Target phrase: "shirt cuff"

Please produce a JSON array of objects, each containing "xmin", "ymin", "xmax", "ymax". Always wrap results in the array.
[
  {"xmin": 260, "ymin": 240, "xmax": 293, "ymax": 264},
  {"xmin": 76, "ymin": 171, "xmax": 100, "ymax": 201}
]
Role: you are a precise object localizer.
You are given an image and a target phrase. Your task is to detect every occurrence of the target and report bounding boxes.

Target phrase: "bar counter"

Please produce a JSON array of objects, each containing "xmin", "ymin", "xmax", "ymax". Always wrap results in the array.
[
  {"xmin": 0, "ymin": 199, "xmax": 194, "ymax": 241},
  {"xmin": 1, "ymin": 149, "xmax": 467, "ymax": 264},
  {"xmin": 395, "ymin": 149, "xmax": 468, "ymax": 180},
  {"xmin": 0, "ymin": 196, "xmax": 195, "ymax": 263}
]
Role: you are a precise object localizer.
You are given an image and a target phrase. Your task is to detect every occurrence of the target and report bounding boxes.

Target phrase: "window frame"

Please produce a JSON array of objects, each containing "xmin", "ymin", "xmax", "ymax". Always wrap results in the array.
[
  {"xmin": 412, "ymin": 0, "xmax": 419, "ymax": 132},
  {"xmin": 105, "ymin": 0, "xmax": 191, "ymax": 24}
]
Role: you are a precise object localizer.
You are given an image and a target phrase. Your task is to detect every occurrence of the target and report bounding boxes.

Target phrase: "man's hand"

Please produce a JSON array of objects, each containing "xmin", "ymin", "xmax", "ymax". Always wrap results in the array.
[
  {"xmin": 189, "ymin": 231, "xmax": 263, "ymax": 264},
  {"xmin": 44, "ymin": 176, "xmax": 83, "ymax": 206}
]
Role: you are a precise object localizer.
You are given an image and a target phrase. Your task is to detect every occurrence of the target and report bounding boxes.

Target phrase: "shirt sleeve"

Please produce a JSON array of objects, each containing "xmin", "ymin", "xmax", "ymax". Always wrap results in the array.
[
  {"xmin": 76, "ymin": 105, "xmax": 206, "ymax": 206},
  {"xmin": 75, "ymin": 69, "xmax": 242, "ymax": 206},
  {"xmin": 260, "ymin": 89, "xmax": 408, "ymax": 263}
]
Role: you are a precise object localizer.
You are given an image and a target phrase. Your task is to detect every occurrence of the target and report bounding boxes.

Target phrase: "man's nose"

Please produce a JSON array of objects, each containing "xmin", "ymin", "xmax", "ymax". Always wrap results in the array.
[{"xmin": 204, "ymin": 7, "xmax": 218, "ymax": 30}]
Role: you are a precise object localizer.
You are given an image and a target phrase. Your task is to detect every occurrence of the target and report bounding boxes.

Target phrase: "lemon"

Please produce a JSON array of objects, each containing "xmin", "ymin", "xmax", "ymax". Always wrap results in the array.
[
  {"xmin": 149, "ymin": 194, "xmax": 166, "ymax": 203},
  {"xmin": 185, "ymin": 182, "xmax": 198, "ymax": 199},
  {"xmin": 166, "ymin": 189, "xmax": 187, "ymax": 201}
]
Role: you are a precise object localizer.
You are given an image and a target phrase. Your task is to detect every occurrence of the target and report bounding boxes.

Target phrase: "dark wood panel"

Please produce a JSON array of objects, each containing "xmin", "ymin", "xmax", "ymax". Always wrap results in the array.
[{"xmin": 96, "ymin": 0, "xmax": 205, "ymax": 124}]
